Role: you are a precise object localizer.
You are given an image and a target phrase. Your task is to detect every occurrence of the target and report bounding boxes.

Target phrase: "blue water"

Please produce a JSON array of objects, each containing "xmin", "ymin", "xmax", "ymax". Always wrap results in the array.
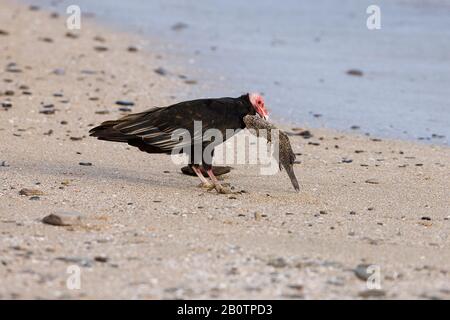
[{"xmin": 26, "ymin": 0, "xmax": 450, "ymax": 145}]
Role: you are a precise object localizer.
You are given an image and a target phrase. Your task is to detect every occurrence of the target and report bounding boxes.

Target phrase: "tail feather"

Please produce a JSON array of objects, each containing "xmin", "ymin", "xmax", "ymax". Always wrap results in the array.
[{"xmin": 285, "ymin": 165, "xmax": 300, "ymax": 191}]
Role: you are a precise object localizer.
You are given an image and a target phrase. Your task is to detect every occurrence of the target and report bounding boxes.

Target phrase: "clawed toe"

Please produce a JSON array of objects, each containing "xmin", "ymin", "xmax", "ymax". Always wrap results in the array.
[{"xmin": 197, "ymin": 182, "xmax": 213, "ymax": 189}]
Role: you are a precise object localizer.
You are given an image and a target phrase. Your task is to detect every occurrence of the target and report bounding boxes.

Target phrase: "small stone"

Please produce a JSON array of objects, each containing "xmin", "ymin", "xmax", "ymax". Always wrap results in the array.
[
  {"xmin": 254, "ymin": 212, "xmax": 262, "ymax": 221},
  {"xmin": 1, "ymin": 101, "xmax": 12, "ymax": 110},
  {"xmin": 154, "ymin": 67, "xmax": 168, "ymax": 76},
  {"xmin": 79, "ymin": 162, "xmax": 92, "ymax": 166},
  {"xmin": 319, "ymin": 210, "xmax": 328, "ymax": 215},
  {"xmin": 0, "ymin": 161, "xmax": 10, "ymax": 167},
  {"xmin": 365, "ymin": 179, "xmax": 380, "ymax": 184},
  {"xmin": 19, "ymin": 188, "xmax": 44, "ymax": 196},
  {"xmin": 350, "ymin": 125, "xmax": 360, "ymax": 130},
  {"xmin": 52, "ymin": 68, "xmax": 65, "ymax": 75},
  {"xmin": 267, "ymin": 257, "xmax": 288, "ymax": 268},
  {"xmin": 421, "ymin": 216, "xmax": 431, "ymax": 221},
  {"xmin": 42, "ymin": 211, "xmax": 82, "ymax": 226},
  {"xmin": 0, "ymin": 30, "xmax": 9, "ymax": 36},
  {"xmin": 29, "ymin": 196, "xmax": 40, "ymax": 201},
  {"xmin": 127, "ymin": 46, "xmax": 138, "ymax": 52},
  {"xmin": 354, "ymin": 264, "xmax": 372, "ymax": 281},
  {"xmin": 358, "ymin": 289, "xmax": 386, "ymax": 298},
  {"xmin": 65, "ymin": 32, "xmax": 79, "ymax": 39},
  {"xmin": 94, "ymin": 46, "xmax": 108, "ymax": 52},
  {"xmin": 94, "ymin": 255, "xmax": 109, "ymax": 263},
  {"xmin": 115, "ymin": 100, "xmax": 134, "ymax": 106},
  {"xmin": 171, "ymin": 22, "xmax": 189, "ymax": 31},
  {"xmin": 347, "ymin": 69, "xmax": 364, "ymax": 77}
]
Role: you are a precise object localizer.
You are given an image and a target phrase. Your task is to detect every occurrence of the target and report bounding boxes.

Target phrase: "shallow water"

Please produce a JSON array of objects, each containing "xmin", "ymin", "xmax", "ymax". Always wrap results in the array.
[{"xmin": 28, "ymin": 0, "xmax": 450, "ymax": 145}]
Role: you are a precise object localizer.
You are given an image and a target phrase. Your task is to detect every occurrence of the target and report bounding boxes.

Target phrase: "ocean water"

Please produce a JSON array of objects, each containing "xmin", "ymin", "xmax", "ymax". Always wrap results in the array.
[{"xmin": 26, "ymin": 0, "xmax": 450, "ymax": 145}]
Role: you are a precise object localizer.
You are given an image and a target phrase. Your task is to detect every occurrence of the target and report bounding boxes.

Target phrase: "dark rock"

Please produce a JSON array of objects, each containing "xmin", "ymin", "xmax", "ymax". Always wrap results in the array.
[
  {"xmin": 94, "ymin": 255, "xmax": 109, "ymax": 263},
  {"xmin": 0, "ymin": 30, "xmax": 9, "ymax": 36},
  {"xmin": 365, "ymin": 179, "xmax": 380, "ymax": 184},
  {"xmin": 354, "ymin": 264, "xmax": 372, "ymax": 281},
  {"xmin": 115, "ymin": 100, "xmax": 134, "ymax": 106},
  {"xmin": 79, "ymin": 162, "xmax": 92, "ymax": 166},
  {"xmin": 347, "ymin": 69, "xmax": 364, "ymax": 77},
  {"xmin": 358, "ymin": 289, "xmax": 386, "ymax": 298},
  {"xmin": 154, "ymin": 67, "xmax": 168, "ymax": 76},
  {"xmin": 267, "ymin": 257, "xmax": 288, "ymax": 268},
  {"xmin": 94, "ymin": 46, "xmax": 108, "ymax": 52},
  {"xmin": 127, "ymin": 46, "xmax": 138, "ymax": 52},
  {"xmin": 171, "ymin": 22, "xmax": 189, "ymax": 31},
  {"xmin": 1, "ymin": 101, "xmax": 12, "ymax": 110},
  {"xmin": 42, "ymin": 211, "xmax": 82, "ymax": 226},
  {"xmin": 0, "ymin": 161, "xmax": 9, "ymax": 167},
  {"xmin": 65, "ymin": 32, "xmax": 79, "ymax": 39},
  {"xmin": 19, "ymin": 188, "xmax": 44, "ymax": 196}
]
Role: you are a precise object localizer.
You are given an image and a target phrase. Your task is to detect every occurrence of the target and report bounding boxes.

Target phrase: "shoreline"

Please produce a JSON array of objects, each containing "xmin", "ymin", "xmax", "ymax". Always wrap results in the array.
[{"xmin": 1, "ymin": 1, "xmax": 450, "ymax": 299}]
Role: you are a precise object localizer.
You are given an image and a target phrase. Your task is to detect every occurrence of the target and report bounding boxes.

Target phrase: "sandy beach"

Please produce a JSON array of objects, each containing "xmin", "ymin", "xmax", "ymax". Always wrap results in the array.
[{"xmin": 1, "ymin": 1, "xmax": 450, "ymax": 299}]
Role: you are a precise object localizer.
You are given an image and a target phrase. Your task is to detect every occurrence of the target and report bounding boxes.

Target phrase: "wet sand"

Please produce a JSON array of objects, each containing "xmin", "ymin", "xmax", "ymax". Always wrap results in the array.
[{"xmin": 1, "ymin": 1, "xmax": 449, "ymax": 299}]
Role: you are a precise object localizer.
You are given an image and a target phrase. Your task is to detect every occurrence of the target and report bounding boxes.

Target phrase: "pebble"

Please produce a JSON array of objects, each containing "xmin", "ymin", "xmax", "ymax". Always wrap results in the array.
[
  {"xmin": 171, "ymin": 22, "xmax": 189, "ymax": 31},
  {"xmin": 1, "ymin": 101, "xmax": 12, "ymax": 110},
  {"xmin": 365, "ymin": 179, "xmax": 380, "ymax": 184},
  {"xmin": 347, "ymin": 69, "xmax": 364, "ymax": 77},
  {"xmin": 358, "ymin": 289, "xmax": 386, "ymax": 298},
  {"xmin": 1, "ymin": 161, "xmax": 9, "ymax": 167},
  {"xmin": 94, "ymin": 255, "xmax": 109, "ymax": 263},
  {"xmin": 42, "ymin": 211, "xmax": 82, "ymax": 226},
  {"xmin": 19, "ymin": 188, "xmax": 44, "ymax": 196},
  {"xmin": 267, "ymin": 257, "xmax": 288, "ymax": 268},
  {"xmin": 79, "ymin": 162, "xmax": 92, "ymax": 166},
  {"xmin": 0, "ymin": 29, "xmax": 9, "ymax": 36},
  {"xmin": 52, "ymin": 68, "xmax": 65, "ymax": 75},
  {"xmin": 127, "ymin": 46, "xmax": 138, "ymax": 52},
  {"xmin": 115, "ymin": 100, "xmax": 135, "ymax": 106},
  {"xmin": 154, "ymin": 67, "xmax": 168, "ymax": 76},
  {"xmin": 354, "ymin": 264, "xmax": 372, "ymax": 281},
  {"xmin": 65, "ymin": 32, "xmax": 79, "ymax": 39},
  {"xmin": 94, "ymin": 46, "xmax": 108, "ymax": 52}
]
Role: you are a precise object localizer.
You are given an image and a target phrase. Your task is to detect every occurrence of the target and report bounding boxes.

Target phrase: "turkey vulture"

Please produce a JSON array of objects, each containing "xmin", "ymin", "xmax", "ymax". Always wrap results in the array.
[{"xmin": 89, "ymin": 93, "xmax": 281, "ymax": 193}]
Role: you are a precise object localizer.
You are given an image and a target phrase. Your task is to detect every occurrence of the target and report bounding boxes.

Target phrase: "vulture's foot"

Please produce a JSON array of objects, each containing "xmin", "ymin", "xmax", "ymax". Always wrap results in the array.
[{"xmin": 197, "ymin": 182, "xmax": 214, "ymax": 189}]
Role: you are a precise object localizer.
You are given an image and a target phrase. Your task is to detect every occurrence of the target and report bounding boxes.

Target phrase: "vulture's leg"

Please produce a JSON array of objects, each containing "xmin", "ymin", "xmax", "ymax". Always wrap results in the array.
[
  {"xmin": 205, "ymin": 167, "xmax": 233, "ymax": 194},
  {"xmin": 190, "ymin": 164, "xmax": 213, "ymax": 188}
]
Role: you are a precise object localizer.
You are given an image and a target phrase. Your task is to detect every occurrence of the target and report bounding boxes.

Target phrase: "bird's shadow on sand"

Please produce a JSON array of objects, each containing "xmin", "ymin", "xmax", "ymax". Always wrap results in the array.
[{"xmin": 7, "ymin": 159, "xmax": 192, "ymax": 188}]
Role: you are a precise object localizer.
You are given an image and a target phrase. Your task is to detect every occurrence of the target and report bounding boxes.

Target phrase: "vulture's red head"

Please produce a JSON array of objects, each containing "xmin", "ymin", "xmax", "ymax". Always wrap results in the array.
[{"xmin": 249, "ymin": 93, "xmax": 269, "ymax": 120}]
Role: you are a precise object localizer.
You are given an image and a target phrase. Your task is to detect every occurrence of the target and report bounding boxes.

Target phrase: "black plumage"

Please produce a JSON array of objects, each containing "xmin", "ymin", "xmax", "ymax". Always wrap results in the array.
[{"xmin": 90, "ymin": 94, "xmax": 260, "ymax": 193}]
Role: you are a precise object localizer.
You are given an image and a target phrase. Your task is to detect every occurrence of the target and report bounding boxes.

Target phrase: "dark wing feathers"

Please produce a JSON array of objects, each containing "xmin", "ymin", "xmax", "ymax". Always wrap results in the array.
[{"xmin": 89, "ymin": 96, "xmax": 252, "ymax": 154}]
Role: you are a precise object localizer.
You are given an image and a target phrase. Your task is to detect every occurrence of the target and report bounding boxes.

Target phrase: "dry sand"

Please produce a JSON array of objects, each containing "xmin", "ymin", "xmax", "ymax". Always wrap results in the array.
[{"xmin": 1, "ymin": 1, "xmax": 449, "ymax": 299}]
